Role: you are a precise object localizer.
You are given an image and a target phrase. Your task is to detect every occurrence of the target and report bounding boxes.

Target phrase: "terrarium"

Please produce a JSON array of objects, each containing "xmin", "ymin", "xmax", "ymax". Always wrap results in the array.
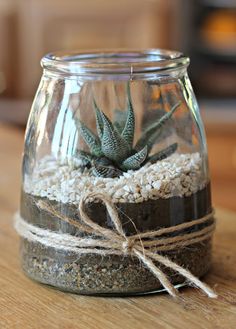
[{"xmin": 16, "ymin": 50, "xmax": 215, "ymax": 297}]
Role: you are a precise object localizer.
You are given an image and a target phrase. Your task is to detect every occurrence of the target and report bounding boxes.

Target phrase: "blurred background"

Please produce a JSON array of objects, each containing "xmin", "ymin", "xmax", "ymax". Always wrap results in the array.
[{"xmin": 0, "ymin": 0, "xmax": 235, "ymax": 210}]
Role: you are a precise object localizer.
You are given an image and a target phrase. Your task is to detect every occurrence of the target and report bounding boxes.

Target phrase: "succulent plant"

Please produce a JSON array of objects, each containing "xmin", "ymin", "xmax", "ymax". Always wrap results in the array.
[{"xmin": 76, "ymin": 84, "xmax": 180, "ymax": 178}]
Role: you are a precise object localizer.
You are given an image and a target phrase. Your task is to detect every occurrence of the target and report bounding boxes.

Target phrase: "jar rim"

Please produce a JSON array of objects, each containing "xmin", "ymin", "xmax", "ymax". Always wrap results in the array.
[{"xmin": 41, "ymin": 49, "xmax": 190, "ymax": 77}]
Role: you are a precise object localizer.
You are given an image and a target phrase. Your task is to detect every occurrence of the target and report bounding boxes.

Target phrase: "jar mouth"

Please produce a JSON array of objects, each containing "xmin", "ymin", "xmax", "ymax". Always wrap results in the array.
[{"xmin": 41, "ymin": 49, "xmax": 190, "ymax": 77}]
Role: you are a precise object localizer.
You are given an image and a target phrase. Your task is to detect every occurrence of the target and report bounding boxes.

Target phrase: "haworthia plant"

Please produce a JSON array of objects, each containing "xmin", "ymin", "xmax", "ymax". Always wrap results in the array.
[{"xmin": 76, "ymin": 84, "xmax": 181, "ymax": 178}]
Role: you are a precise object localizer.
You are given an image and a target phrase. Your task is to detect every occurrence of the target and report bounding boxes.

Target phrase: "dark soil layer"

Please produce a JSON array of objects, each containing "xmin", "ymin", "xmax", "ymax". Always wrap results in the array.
[
  {"xmin": 20, "ymin": 238, "xmax": 212, "ymax": 295},
  {"xmin": 19, "ymin": 183, "xmax": 213, "ymax": 295},
  {"xmin": 20, "ymin": 183, "xmax": 212, "ymax": 235}
]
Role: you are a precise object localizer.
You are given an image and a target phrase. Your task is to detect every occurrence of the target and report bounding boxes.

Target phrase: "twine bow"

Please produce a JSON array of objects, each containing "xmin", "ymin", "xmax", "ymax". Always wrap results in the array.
[{"xmin": 15, "ymin": 192, "xmax": 217, "ymax": 298}]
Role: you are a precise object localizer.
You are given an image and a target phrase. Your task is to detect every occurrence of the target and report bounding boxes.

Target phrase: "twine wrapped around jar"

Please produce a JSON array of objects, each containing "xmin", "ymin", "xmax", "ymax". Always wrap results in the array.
[{"xmin": 14, "ymin": 192, "xmax": 217, "ymax": 299}]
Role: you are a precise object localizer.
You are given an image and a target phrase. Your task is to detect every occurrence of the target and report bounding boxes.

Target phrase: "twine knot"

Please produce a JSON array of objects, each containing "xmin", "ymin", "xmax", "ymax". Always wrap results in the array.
[
  {"xmin": 14, "ymin": 191, "xmax": 217, "ymax": 299},
  {"xmin": 122, "ymin": 238, "xmax": 135, "ymax": 254}
]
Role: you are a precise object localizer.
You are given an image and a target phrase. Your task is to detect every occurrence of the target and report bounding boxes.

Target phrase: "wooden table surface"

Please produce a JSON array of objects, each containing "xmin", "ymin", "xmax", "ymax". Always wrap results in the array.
[{"xmin": 0, "ymin": 123, "xmax": 236, "ymax": 329}]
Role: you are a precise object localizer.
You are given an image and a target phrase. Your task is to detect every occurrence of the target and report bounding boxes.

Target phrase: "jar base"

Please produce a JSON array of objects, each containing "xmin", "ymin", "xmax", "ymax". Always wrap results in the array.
[
  {"xmin": 20, "ymin": 237, "xmax": 212, "ymax": 296},
  {"xmin": 23, "ymin": 268, "xmax": 193, "ymax": 297}
]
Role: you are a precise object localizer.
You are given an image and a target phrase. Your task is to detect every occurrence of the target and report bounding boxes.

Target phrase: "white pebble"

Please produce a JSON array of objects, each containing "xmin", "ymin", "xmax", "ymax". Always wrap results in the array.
[
  {"xmin": 24, "ymin": 153, "xmax": 206, "ymax": 204},
  {"xmin": 152, "ymin": 180, "xmax": 162, "ymax": 190}
]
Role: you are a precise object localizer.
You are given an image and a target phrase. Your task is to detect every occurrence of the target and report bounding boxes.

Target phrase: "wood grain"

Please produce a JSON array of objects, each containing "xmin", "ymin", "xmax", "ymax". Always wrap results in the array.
[
  {"xmin": 0, "ymin": 124, "xmax": 236, "ymax": 329},
  {"xmin": 207, "ymin": 129, "xmax": 236, "ymax": 212}
]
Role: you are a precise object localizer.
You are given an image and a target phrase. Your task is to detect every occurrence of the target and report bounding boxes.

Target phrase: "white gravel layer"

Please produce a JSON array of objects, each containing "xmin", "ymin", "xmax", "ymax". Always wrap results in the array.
[{"xmin": 24, "ymin": 153, "xmax": 207, "ymax": 204}]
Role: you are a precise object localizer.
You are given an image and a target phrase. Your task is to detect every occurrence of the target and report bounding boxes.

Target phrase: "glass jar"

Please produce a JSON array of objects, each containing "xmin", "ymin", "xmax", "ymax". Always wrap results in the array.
[{"xmin": 19, "ymin": 49, "xmax": 213, "ymax": 295}]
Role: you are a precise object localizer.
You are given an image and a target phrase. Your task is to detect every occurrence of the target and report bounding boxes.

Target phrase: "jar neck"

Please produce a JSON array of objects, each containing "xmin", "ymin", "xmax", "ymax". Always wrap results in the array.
[{"xmin": 41, "ymin": 49, "xmax": 190, "ymax": 80}]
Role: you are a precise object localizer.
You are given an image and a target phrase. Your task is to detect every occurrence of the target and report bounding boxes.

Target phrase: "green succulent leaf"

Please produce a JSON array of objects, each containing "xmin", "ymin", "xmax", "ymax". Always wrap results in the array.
[
  {"xmin": 76, "ymin": 150, "xmax": 94, "ymax": 165},
  {"xmin": 93, "ymin": 100, "xmax": 104, "ymax": 139},
  {"xmin": 113, "ymin": 109, "xmax": 127, "ymax": 133},
  {"xmin": 75, "ymin": 89, "xmax": 180, "ymax": 178},
  {"xmin": 148, "ymin": 143, "xmax": 178, "ymax": 164},
  {"xmin": 135, "ymin": 101, "xmax": 181, "ymax": 151},
  {"xmin": 113, "ymin": 121, "xmax": 124, "ymax": 133},
  {"xmin": 92, "ymin": 160, "xmax": 122, "ymax": 178},
  {"xmin": 100, "ymin": 111, "xmax": 131, "ymax": 163},
  {"xmin": 77, "ymin": 119, "xmax": 102, "ymax": 157},
  {"xmin": 120, "ymin": 145, "xmax": 148, "ymax": 171},
  {"xmin": 145, "ymin": 130, "xmax": 162, "ymax": 153},
  {"xmin": 121, "ymin": 83, "xmax": 135, "ymax": 147}
]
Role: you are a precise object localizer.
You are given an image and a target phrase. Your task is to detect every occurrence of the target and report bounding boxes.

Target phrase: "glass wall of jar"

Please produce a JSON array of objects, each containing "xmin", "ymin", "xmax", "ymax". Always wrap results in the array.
[{"xmin": 20, "ymin": 50, "xmax": 212, "ymax": 295}]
